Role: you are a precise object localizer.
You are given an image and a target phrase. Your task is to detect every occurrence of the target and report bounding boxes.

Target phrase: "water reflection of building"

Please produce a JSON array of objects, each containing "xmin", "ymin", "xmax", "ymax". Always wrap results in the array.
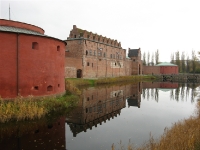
[
  {"xmin": 66, "ymin": 83, "xmax": 142, "ymax": 137},
  {"xmin": 0, "ymin": 117, "xmax": 66, "ymax": 150}
]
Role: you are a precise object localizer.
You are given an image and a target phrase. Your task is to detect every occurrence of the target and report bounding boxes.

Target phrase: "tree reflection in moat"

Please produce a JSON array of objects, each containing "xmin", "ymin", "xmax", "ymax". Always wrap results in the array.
[{"xmin": 142, "ymin": 82, "xmax": 200, "ymax": 103}]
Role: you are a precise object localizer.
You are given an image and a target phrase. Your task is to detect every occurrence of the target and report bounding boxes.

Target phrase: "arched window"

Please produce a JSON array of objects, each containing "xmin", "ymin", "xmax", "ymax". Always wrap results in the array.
[
  {"xmin": 86, "ymin": 50, "xmax": 88, "ymax": 55},
  {"xmin": 47, "ymin": 85, "xmax": 53, "ymax": 91}
]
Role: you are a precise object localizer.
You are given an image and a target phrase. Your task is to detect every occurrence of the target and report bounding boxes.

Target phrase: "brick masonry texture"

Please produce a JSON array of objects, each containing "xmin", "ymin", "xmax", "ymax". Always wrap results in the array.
[
  {"xmin": 0, "ymin": 19, "xmax": 65, "ymax": 99},
  {"xmin": 65, "ymin": 25, "xmax": 142, "ymax": 78}
]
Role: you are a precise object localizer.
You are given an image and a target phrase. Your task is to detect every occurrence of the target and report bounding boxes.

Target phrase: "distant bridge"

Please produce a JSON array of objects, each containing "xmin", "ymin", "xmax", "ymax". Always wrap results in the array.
[{"xmin": 154, "ymin": 74, "xmax": 200, "ymax": 82}]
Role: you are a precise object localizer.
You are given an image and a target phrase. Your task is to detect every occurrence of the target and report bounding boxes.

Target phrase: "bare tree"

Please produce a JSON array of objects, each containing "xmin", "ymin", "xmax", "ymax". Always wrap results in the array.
[
  {"xmin": 175, "ymin": 50, "xmax": 180, "ymax": 72},
  {"xmin": 142, "ymin": 52, "xmax": 146, "ymax": 66},
  {"xmin": 181, "ymin": 51, "xmax": 186, "ymax": 73},
  {"xmin": 170, "ymin": 53, "xmax": 175, "ymax": 64},
  {"xmin": 192, "ymin": 50, "xmax": 197, "ymax": 73},
  {"xmin": 155, "ymin": 49, "xmax": 159, "ymax": 64},
  {"xmin": 186, "ymin": 55, "xmax": 190, "ymax": 73},
  {"xmin": 147, "ymin": 51, "xmax": 150, "ymax": 66},
  {"xmin": 151, "ymin": 52, "xmax": 154, "ymax": 66}
]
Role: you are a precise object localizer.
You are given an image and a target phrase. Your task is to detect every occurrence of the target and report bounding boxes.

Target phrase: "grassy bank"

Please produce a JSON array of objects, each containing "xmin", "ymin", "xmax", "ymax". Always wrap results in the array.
[
  {"xmin": 112, "ymin": 101, "xmax": 200, "ymax": 150},
  {"xmin": 66, "ymin": 75, "xmax": 155, "ymax": 94},
  {"xmin": 0, "ymin": 93, "xmax": 79, "ymax": 123}
]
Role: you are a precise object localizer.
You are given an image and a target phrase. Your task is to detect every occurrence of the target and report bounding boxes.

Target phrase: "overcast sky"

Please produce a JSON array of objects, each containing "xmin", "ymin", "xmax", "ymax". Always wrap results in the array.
[{"xmin": 1, "ymin": 0, "xmax": 200, "ymax": 62}]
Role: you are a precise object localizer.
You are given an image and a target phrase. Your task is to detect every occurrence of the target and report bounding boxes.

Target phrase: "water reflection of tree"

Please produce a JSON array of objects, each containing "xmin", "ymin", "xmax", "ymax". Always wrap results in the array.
[
  {"xmin": 147, "ymin": 89, "xmax": 150, "ymax": 100},
  {"xmin": 142, "ymin": 82, "xmax": 200, "ymax": 102},
  {"xmin": 170, "ymin": 89, "xmax": 174, "ymax": 100},
  {"xmin": 154, "ymin": 88, "xmax": 159, "ymax": 102},
  {"xmin": 142, "ymin": 88, "xmax": 146, "ymax": 99}
]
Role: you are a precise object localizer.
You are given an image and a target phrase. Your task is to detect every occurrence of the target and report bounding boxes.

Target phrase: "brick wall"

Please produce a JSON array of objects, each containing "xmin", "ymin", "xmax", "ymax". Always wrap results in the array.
[
  {"xmin": 143, "ymin": 66, "xmax": 160, "ymax": 75},
  {"xmin": 0, "ymin": 31, "xmax": 65, "ymax": 99}
]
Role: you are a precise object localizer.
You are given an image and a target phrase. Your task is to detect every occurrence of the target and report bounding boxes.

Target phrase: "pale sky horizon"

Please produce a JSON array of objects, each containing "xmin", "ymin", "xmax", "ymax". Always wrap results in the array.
[{"xmin": 1, "ymin": 0, "xmax": 200, "ymax": 62}]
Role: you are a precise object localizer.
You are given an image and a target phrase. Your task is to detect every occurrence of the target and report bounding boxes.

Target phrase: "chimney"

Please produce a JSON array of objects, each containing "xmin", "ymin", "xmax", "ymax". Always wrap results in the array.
[{"xmin": 73, "ymin": 25, "xmax": 77, "ymax": 29}]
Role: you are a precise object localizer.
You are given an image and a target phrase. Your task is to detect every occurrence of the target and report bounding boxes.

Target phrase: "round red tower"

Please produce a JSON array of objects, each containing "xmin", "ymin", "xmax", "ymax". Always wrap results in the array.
[{"xmin": 0, "ymin": 19, "xmax": 66, "ymax": 99}]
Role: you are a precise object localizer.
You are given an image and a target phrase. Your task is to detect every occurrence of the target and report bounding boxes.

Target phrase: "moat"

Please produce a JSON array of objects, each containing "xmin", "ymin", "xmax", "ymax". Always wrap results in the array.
[{"xmin": 0, "ymin": 81, "xmax": 199, "ymax": 150}]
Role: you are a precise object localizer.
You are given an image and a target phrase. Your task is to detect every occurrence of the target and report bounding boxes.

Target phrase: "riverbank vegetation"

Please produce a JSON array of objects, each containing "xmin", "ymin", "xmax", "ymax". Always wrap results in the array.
[
  {"xmin": 0, "ymin": 93, "xmax": 79, "ymax": 123},
  {"xmin": 66, "ymin": 75, "xmax": 155, "ymax": 95},
  {"xmin": 112, "ymin": 101, "xmax": 200, "ymax": 150}
]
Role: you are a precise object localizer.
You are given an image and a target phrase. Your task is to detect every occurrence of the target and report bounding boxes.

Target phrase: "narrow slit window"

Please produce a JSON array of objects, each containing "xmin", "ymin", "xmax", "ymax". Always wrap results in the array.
[
  {"xmin": 57, "ymin": 46, "xmax": 60, "ymax": 51},
  {"xmin": 32, "ymin": 42, "xmax": 38, "ymax": 50}
]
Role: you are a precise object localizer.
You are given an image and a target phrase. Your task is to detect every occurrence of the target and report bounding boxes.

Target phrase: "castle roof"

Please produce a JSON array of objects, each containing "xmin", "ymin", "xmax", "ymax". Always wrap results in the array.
[
  {"xmin": 155, "ymin": 62, "xmax": 177, "ymax": 66},
  {"xmin": 0, "ymin": 25, "xmax": 43, "ymax": 35},
  {"xmin": 128, "ymin": 48, "xmax": 140, "ymax": 57}
]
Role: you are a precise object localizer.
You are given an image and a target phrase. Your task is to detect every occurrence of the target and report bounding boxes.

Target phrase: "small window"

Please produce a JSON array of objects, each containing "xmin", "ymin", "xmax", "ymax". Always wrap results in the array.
[
  {"xmin": 32, "ymin": 42, "xmax": 38, "ymax": 50},
  {"xmin": 104, "ymin": 52, "xmax": 106, "ymax": 57},
  {"xmin": 94, "ymin": 50, "xmax": 96, "ymax": 56},
  {"xmin": 115, "ymin": 62, "xmax": 117, "ymax": 66},
  {"xmin": 92, "ymin": 63, "xmax": 93, "ymax": 67},
  {"xmin": 89, "ymin": 50, "xmax": 92, "ymax": 55},
  {"xmin": 113, "ymin": 54, "xmax": 115, "ymax": 59},
  {"xmin": 87, "ymin": 97, "xmax": 90, "ymax": 101},
  {"xmin": 74, "ymin": 35, "xmax": 76, "ymax": 38},
  {"xmin": 87, "ymin": 62, "xmax": 90, "ymax": 66},
  {"xmin": 93, "ymin": 36, "xmax": 95, "ymax": 40},
  {"xmin": 58, "ymin": 84, "xmax": 60, "ymax": 87},
  {"xmin": 133, "ymin": 59, "xmax": 135, "ymax": 61},
  {"xmin": 86, "ymin": 108, "xmax": 88, "ymax": 113},
  {"xmin": 47, "ymin": 85, "xmax": 53, "ymax": 91},
  {"xmin": 110, "ymin": 54, "xmax": 112, "ymax": 58},
  {"xmin": 86, "ymin": 50, "xmax": 88, "ymax": 55},
  {"xmin": 57, "ymin": 46, "xmax": 60, "ymax": 51},
  {"xmin": 34, "ymin": 86, "xmax": 39, "ymax": 90},
  {"xmin": 87, "ymin": 35, "xmax": 89, "ymax": 38}
]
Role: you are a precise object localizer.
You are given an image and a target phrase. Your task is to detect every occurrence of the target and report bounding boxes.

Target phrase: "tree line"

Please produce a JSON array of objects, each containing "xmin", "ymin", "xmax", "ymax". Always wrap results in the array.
[
  {"xmin": 142, "ymin": 49, "xmax": 159, "ymax": 66},
  {"xmin": 170, "ymin": 50, "xmax": 200, "ymax": 73},
  {"xmin": 142, "ymin": 49, "xmax": 200, "ymax": 73}
]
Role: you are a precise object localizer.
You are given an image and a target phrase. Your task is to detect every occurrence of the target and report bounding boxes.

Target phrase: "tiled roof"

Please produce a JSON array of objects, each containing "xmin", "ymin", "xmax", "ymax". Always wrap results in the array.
[
  {"xmin": 128, "ymin": 49, "xmax": 139, "ymax": 57},
  {"xmin": 155, "ymin": 62, "xmax": 177, "ymax": 66},
  {"xmin": 0, "ymin": 26, "xmax": 43, "ymax": 35}
]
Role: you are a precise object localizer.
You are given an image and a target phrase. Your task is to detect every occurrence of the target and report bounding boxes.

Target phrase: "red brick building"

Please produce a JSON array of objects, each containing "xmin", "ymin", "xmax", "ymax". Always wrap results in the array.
[
  {"xmin": 0, "ymin": 19, "xmax": 66, "ymax": 99},
  {"xmin": 65, "ymin": 25, "xmax": 142, "ymax": 78},
  {"xmin": 143, "ymin": 62, "xmax": 178, "ymax": 75}
]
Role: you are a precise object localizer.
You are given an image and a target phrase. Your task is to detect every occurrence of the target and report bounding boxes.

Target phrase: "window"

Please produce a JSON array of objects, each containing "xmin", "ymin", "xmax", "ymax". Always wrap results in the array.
[
  {"xmin": 110, "ymin": 54, "xmax": 112, "ymax": 58},
  {"xmin": 86, "ymin": 50, "xmax": 88, "ymax": 55},
  {"xmin": 47, "ymin": 85, "xmax": 53, "ymax": 91},
  {"xmin": 104, "ymin": 52, "xmax": 106, "ymax": 57},
  {"xmin": 58, "ymin": 84, "xmax": 60, "ymax": 87},
  {"xmin": 113, "ymin": 54, "xmax": 115, "ymax": 59},
  {"xmin": 89, "ymin": 50, "xmax": 92, "ymax": 55},
  {"xmin": 93, "ymin": 36, "xmax": 95, "ymax": 40},
  {"xmin": 87, "ymin": 35, "xmax": 90, "ymax": 38},
  {"xmin": 34, "ymin": 86, "xmax": 39, "ymax": 90},
  {"xmin": 74, "ymin": 35, "xmax": 76, "ymax": 38},
  {"xmin": 87, "ymin": 62, "xmax": 90, "ymax": 66},
  {"xmin": 98, "ymin": 52, "xmax": 101, "ymax": 56},
  {"xmin": 32, "ymin": 42, "xmax": 38, "ymax": 50},
  {"xmin": 94, "ymin": 50, "xmax": 96, "ymax": 56},
  {"xmin": 57, "ymin": 46, "xmax": 60, "ymax": 51},
  {"xmin": 92, "ymin": 63, "xmax": 93, "ymax": 67}
]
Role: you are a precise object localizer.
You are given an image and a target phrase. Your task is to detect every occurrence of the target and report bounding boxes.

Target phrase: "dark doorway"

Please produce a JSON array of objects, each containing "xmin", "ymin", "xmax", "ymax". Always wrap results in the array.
[
  {"xmin": 77, "ymin": 69, "xmax": 82, "ymax": 78},
  {"xmin": 139, "ymin": 64, "xmax": 141, "ymax": 75}
]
